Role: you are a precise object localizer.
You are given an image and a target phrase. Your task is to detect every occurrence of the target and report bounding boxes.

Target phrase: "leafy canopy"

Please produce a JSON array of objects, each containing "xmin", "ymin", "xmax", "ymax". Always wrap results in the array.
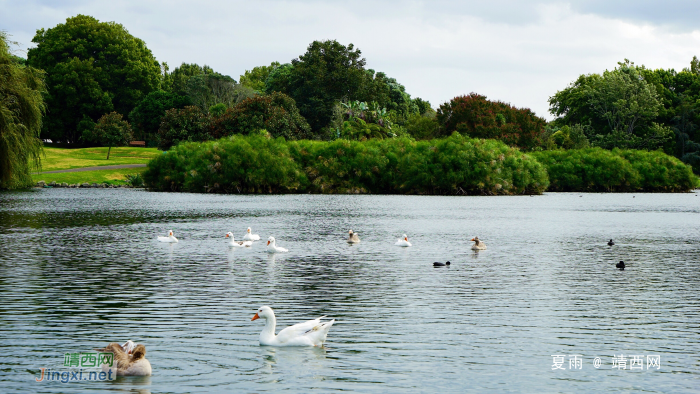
[{"xmin": 0, "ymin": 31, "xmax": 46, "ymax": 189}]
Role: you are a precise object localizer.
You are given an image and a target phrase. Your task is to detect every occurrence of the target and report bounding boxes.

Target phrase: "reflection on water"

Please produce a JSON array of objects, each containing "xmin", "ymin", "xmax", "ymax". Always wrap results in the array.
[{"xmin": 0, "ymin": 189, "xmax": 699, "ymax": 393}]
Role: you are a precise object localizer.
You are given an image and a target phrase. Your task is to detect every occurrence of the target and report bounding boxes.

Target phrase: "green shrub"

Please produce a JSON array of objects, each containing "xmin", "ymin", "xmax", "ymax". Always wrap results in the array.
[
  {"xmin": 533, "ymin": 148, "xmax": 696, "ymax": 192},
  {"xmin": 145, "ymin": 133, "xmax": 548, "ymax": 195}
]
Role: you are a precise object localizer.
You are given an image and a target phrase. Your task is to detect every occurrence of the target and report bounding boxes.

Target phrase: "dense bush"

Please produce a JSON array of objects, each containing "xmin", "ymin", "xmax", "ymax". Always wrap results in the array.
[
  {"xmin": 533, "ymin": 148, "xmax": 696, "ymax": 192},
  {"xmin": 144, "ymin": 133, "xmax": 549, "ymax": 195},
  {"xmin": 209, "ymin": 92, "xmax": 311, "ymax": 140},
  {"xmin": 157, "ymin": 106, "xmax": 211, "ymax": 150},
  {"xmin": 437, "ymin": 93, "xmax": 546, "ymax": 150}
]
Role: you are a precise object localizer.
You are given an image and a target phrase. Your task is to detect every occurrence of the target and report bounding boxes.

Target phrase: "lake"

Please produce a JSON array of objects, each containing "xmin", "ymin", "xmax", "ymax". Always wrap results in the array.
[{"xmin": 0, "ymin": 189, "xmax": 698, "ymax": 393}]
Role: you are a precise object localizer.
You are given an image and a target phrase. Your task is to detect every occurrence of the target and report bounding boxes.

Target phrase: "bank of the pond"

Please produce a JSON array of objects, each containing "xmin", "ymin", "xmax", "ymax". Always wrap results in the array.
[
  {"xmin": 143, "ymin": 135, "xmax": 697, "ymax": 195},
  {"xmin": 144, "ymin": 134, "xmax": 549, "ymax": 195}
]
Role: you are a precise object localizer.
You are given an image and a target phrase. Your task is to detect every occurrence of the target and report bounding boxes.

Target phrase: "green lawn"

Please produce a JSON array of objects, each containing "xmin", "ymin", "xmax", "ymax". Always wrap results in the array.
[
  {"xmin": 34, "ymin": 167, "xmax": 148, "ymax": 185},
  {"xmin": 36, "ymin": 146, "xmax": 160, "ymax": 171},
  {"xmin": 31, "ymin": 146, "xmax": 159, "ymax": 185}
]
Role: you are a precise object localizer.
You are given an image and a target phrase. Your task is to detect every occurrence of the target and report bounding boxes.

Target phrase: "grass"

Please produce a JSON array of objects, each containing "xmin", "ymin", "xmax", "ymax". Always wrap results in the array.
[
  {"xmin": 30, "ymin": 146, "xmax": 160, "ymax": 185},
  {"xmin": 34, "ymin": 167, "xmax": 149, "ymax": 185},
  {"xmin": 36, "ymin": 146, "xmax": 161, "ymax": 172}
]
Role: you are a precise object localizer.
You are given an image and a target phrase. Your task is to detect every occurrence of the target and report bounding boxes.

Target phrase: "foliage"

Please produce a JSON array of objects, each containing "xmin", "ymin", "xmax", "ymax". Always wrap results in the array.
[
  {"xmin": 339, "ymin": 118, "xmax": 392, "ymax": 140},
  {"xmin": 184, "ymin": 73, "xmax": 253, "ymax": 110},
  {"xmin": 209, "ymin": 103, "xmax": 227, "ymax": 117},
  {"xmin": 240, "ymin": 62, "xmax": 280, "ymax": 92},
  {"xmin": 27, "ymin": 14, "xmax": 161, "ymax": 143},
  {"xmin": 209, "ymin": 92, "xmax": 311, "ymax": 140},
  {"xmin": 144, "ymin": 133, "xmax": 549, "ymax": 195},
  {"xmin": 437, "ymin": 93, "xmax": 546, "ymax": 150},
  {"xmin": 157, "ymin": 106, "xmax": 211, "ymax": 150},
  {"xmin": 532, "ymin": 148, "xmax": 696, "ymax": 192},
  {"xmin": 264, "ymin": 63, "xmax": 294, "ymax": 94},
  {"xmin": 549, "ymin": 60, "xmax": 667, "ymax": 151},
  {"xmin": 0, "ymin": 31, "xmax": 46, "ymax": 189},
  {"xmin": 125, "ymin": 173, "xmax": 144, "ymax": 187},
  {"xmin": 83, "ymin": 112, "xmax": 133, "ymax": 159},
  {"xmin": 129, "ymin": 90, "xmax": 191, "ymax": 142},
  {"xmin": 404, "ymin": 113, "xmax": 439, "ymax": 140},
  {"xmin": 285, "ymin": 40, "xmax": 368, "ymax": 133},
  {"xmin": 144, "ymin": 134, "xmax": 306, "ymax": 193},
  {"xmin": 541, "ymin": 124, "xmax": 590, "ymax": 150}
]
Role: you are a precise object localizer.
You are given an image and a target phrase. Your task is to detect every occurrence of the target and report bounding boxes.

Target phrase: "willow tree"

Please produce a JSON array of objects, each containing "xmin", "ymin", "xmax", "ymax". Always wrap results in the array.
[{"xmin": 0, "ymin": 32, "xmax": 45, "ymax": 189}]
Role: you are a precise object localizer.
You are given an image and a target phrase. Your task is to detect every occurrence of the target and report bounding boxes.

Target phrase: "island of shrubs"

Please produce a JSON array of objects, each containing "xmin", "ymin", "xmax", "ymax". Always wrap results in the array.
[
  {"xmin": 143, "ymin": 132, "xmax": 697, "ymax": 195},
  {"xmin": 144, "ymin": 133, "xmax": 549, "ymax": 195}
]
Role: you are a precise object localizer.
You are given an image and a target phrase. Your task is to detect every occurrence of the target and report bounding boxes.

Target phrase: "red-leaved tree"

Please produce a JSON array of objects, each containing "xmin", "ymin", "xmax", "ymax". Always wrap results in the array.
[{"xmin": 436, "ymin": 93, "xmax": 546, "ymax": 150}]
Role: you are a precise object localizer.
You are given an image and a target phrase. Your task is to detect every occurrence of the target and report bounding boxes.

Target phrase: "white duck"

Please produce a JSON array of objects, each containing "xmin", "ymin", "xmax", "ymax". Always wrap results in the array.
[
  {"xmin": 157, "ymin": 230, "xmax": 178, "ymax": 243},
  {"xmin": 347, "ymin": 229, "xmax": 360, "ymax": 243},
  {"xmin": 471, "ymin": 237, "xmax": 487, "ymax": 250},
  {"xmin": 226, "ymin": 232, "xmax": 252, "ymax": 247},
  {"xmin": 395, "ymin": 234, "xmax": 412, "ymax": 247},
  {"xmin": 251, "ymin": 306, "xmax": 335, "ymax": 347},
  {"xmin": 243, "ymin": 227, "xmax": 261, "ymax": 241},
  {"xmin": 266, "ymin": 236, "xmax": 288, "ymax": 253}
]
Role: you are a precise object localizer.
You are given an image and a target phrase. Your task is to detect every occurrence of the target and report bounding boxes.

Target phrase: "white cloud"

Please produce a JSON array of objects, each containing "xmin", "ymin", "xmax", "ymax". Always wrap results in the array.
[{"xmin": 2, "ymin": 0, "xmax": 700, "ymax": 119}]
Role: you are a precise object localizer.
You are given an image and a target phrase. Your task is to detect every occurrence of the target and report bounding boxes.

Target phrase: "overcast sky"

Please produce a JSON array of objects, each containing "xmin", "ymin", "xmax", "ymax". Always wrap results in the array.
[{"xmin": 3, "ymin": 0, "xmax": 700, "ymax": 119}]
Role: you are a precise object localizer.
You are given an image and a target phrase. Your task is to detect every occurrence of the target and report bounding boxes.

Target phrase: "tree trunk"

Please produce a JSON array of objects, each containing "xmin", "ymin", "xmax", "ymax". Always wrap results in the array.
[{"xmin": 107, "ymin": 146, "xmax": 111, "ymax": 160}]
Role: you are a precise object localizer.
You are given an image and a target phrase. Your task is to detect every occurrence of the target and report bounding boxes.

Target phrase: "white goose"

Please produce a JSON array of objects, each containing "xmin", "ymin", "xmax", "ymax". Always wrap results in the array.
[
  {"xmin": 157, "ymin": 230, "xmax": 178, "ymax": 243},
  {"xmin": 266, "ymin": 236, "xmax": 288, "ymax": 253},
  {"xmin": 471, "ymin": 237, "xmax": 487, "ymax": 250},
  {"xmin": 226, "ymin": 232, "xmax": 252, "ymax": 247},
  {"xmin": 243, "ymin": 227, "xmax": 261, "ymax": 241},
  {"xmin": 251, "ymin": 306, "xmax": 335, "ymax": 347},
  {"xmin": 395, "ymin": 234, "xmax": 412, "ymax": 247},
  {"xmin": 347, "ymin": 229, "xmax": 360, "ymax": 243}
]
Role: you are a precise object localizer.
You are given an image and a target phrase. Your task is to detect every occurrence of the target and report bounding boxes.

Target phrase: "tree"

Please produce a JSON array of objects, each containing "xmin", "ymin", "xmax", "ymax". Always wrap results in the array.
[
  {"xmin": 0, "ymin": 31, "xmax": 46, "ymax": 189},
  {"xmin": 264, "ymin": 63, "xmax": 294, "ymax": 94},
  {"xmin": 129, "ymin": 90, "xmax": 191, "ymax": 142},
  {"xmin": 27, "ymin": 15, "xmax": 161, "ymax": 143},
  {"xmin": 157, "ymin": 106, "xmax": 211, "ymax": 150},
  {"xmin": 549, "ymin": 60, "xmax": 666, "ymax": 150},
  {"xmin": 437, "ymin": 93, "xmax": 546, "ymax": 150},
  {"xmin": 286, "ymin": 40, "xmax": 367, "ymax": 133},
  {"xmin": 239, "ymin": 62, "xmax": 280, "ymax": 92},
  {"xmin": 83, "ymin": 112, "xmax": 133, "ymax": 159},
  {"xmin": 210, "ymin": 92, "xmax": 311, "ymax": 140},
  {"xmin": 184, "ymin": 73, "xmax": 254, "ymax": 110}
]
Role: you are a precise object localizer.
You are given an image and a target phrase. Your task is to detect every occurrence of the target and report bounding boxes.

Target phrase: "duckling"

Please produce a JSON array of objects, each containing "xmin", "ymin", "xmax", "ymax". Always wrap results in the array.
[
  {"xmin": 433, "ymin": 261, "xmax": 451, "ymax": 267},
  {"xmin": 471, "ymin": 237, "xmax": 487, "ymax": 250},
  {"xmin": 616, "ymin": 261, "xmax": 625, "ymax": 270},
  {"xmin": 608, "ymin": 239, "xmax": 615, "ymax": 246},
  {"xmin": 347, "ymin": 229, "xmax": 360, "ymax": 243}
]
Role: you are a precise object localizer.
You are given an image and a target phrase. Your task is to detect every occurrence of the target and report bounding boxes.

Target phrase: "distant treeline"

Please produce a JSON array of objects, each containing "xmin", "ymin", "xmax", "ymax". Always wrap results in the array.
[{"xmin": 143, "ymin": 134, "xmax": 697, "ymax": 194}]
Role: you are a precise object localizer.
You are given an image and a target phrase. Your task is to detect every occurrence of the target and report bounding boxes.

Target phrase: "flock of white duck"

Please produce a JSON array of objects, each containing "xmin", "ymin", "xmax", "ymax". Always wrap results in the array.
[{"xmin": 102, "ymin": 227, "xmax": 488, "ymax": 376}]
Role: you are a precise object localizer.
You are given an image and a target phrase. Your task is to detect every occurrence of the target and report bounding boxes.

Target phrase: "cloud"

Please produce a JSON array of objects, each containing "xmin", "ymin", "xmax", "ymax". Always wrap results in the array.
[{"xmin": 2, "ymin": 0, "xmax": 699, "ymax": 119}]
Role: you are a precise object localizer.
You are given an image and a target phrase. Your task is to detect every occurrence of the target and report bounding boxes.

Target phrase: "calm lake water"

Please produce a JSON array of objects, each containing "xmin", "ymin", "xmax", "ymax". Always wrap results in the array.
[{"xmin": 0, "ymin": 189, "xmax": 698, "ymax": 393}]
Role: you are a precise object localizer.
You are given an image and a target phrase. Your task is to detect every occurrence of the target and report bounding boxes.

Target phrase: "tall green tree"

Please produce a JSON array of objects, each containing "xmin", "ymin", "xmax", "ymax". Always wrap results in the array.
[
  {"xmin": 129, "ymin": 90, "xmax": 191, "ymax": 142},
  {"xmin": 286, "ymin": 40, "xmax": 367, "ymax": 133},
  {"xmin": 27, "ymin": 14, "xmax": 161, "ymax": 143},
  {"xmin": 239, "ymin": 62, "xmax": 280, "ymax": 92},
  {"xmin": 0, "ymin": 32, "xmax": 46, "ymax": 189},
  {"xmin": 549, "ymin": 60, "xmax": 668, "ymax": 151}
]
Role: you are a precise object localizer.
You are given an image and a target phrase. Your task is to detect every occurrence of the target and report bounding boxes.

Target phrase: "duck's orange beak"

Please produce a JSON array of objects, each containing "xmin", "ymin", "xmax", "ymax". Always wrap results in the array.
[
  {"xmin": 267, "ymin": 240, "xmax": 270, "ymax": 246},
  {"xmin": 404, "ymin": 237, "xmax": 408, "ymax": 241},
  {"xmin": 251, "ymin": 313, "xmax": 259, "ymax": 321},
  {"xmin": 471, "ymin": 238, "xmax": 475, "ymax": 241},
  {"xmin": 225, "ymin": 233, "xmax": 229, "ymax": 238}
]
